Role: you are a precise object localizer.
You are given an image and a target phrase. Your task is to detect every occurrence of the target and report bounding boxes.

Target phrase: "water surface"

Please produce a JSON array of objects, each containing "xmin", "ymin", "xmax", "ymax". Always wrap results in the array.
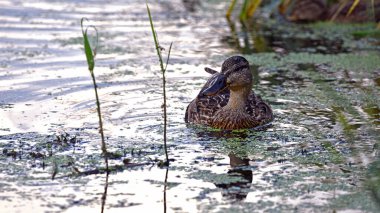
[{"xmin": 0, "ymin": 0, "xmax": 379, "ymax": 212}]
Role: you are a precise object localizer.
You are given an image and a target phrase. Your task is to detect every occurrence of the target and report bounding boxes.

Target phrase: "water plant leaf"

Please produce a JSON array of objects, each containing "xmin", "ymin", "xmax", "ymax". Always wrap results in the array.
[
  {"xmin": 81, "ymin": 18, "xmax": 98, "ymax": 72},
  {"xmin": 164, "ymin": 42, "xmax": 173, "ymax": 72},
  {"xmin": 146, "ymin": 2, "xmax": 164, "ymax": 71}
]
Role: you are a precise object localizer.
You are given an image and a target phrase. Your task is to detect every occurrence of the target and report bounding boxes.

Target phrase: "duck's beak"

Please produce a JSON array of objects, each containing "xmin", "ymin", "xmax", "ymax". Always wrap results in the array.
[{"xmin": 201, "ymin": 73, "xmax": 227, "ymax": 96}]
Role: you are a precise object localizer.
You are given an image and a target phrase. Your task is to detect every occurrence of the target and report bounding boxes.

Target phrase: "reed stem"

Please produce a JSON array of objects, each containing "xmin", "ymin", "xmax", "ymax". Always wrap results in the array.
[
  {"xmin": 146, "ymin": 2, "xmax": 172, "ymax": 166},
  {"xmin": 81, "ymin": 18, "xmax": 109, "ymax": 171},
  {"xmin": 90, "ymin": 72, "xmax": 109, "ymax": 171}
]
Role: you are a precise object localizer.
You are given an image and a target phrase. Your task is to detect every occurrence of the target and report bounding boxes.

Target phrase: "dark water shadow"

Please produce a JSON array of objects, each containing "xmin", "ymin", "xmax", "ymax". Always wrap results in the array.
[
  {"xmin": 189, "ymin": 126, "xmax": 270, "ymax": 202},
  {"xmin": 215, "ymin": 153, "xmax": 252, "ymax": 201}
]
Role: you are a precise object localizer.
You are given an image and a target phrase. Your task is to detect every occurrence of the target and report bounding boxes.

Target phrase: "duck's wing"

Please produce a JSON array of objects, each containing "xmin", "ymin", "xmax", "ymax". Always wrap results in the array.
[
  {"xmin": 185, "ymin": 92, "xmax": 229, "ymax": 125},
  {"xmin": 185, "ymin": 73, "xmax": 229, "ymax": 124},
  {"xmin": 246, "ymin": 92, "xmax": 273, "ymax": 124}
]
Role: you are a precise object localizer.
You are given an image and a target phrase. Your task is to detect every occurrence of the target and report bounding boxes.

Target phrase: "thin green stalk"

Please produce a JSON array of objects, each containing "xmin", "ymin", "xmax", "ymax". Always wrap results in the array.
[
  {"xmin": 240, "ymin": 0, "xmax": 249, "ymax": 21},
  {"xmin": 81, "ymin": 18, "xmax": 109, "ymax": 171},
  {"xmin": 226, "ymin": 0, "xmax": 238, "ymax": 19},
  {"xmin": 347, "ymin": 0, "xmax": 360, "ymax": 16},
  {"xmin": 162, "ymin": 71, "xmax": 168, "ymax": 165},
  {"xmin": 90, "ymin": 72, "xmax": 108, "ymax": 167},
  {"xmin": 247, "ymin": 0, "xmax": 262, "ymax": 18},
  {"xmin": 146, "ymin": 2, "xmax": 172, "ymax": 166},
  {"xmin": 331, "ymin": 0, "xmax": 349, "ymax": 21}
]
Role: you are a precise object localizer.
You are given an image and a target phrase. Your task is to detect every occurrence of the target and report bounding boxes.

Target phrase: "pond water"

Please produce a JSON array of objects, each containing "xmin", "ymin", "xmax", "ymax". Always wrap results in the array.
[{"xmin": 0, "ymin": 0, "xmax": 379, "ymax": 212}]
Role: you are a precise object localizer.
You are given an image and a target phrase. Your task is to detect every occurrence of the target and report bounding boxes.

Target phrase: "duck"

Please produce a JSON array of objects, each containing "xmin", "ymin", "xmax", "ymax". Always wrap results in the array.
[
  {"xmin": 279, "ymin": 0, "xmax": 327, "ymax": 22},
  {"xmin": 185, "ymin": 56, "xmax": 273, "ymax": 130}
]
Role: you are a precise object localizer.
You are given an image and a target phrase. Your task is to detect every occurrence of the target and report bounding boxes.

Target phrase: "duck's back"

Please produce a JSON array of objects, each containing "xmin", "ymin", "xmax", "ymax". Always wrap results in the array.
[
  {"xmin": 185, "ymin": 72, "xmax": 229, "ymax": 125},
  {"xmin": 185, "ymin": 91, "xmax": 228, "ymax": 125},
  {"xmin": 246, "ymin": 93, "xmax": 273, "ymax": 126}
]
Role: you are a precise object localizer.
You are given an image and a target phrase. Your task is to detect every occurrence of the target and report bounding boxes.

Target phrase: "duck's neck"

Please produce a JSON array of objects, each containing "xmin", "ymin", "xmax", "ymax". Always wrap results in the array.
[{"xmin": 225, "ymin": 87, "xmax": 251, "ymax": 111}]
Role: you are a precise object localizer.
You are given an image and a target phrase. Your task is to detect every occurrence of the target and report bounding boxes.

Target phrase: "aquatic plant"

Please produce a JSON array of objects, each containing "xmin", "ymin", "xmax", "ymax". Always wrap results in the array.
[
  {"xmin": 226, "ymin": 0, "xmax": 262, "ymax": 21},
  {"xmin": 146, "ymin": 2, "xmax": 172, "ymax": 166},
  {"xmin": 330, "ymin": 0, "xmax": 362, "ymax": 21},
  {"xmin": 80, "ymin": 18, "xmax": 109, "ymax": 171},
  {"xmin": 235, "ymin": 0, "xmax": 378, "ymax": 22},
  {"xmin": 347, "ymin": 0, "xmax": 361, "ymax": 16}
]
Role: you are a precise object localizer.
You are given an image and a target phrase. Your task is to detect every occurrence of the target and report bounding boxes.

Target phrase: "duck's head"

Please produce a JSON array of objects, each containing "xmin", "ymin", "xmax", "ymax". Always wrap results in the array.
[{"xmin": 202, "ymin": 56, "xmax": 252, "ymax": 96}]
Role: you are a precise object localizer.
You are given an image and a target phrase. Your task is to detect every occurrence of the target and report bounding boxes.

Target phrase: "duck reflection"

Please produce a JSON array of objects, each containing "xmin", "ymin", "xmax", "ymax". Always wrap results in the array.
[
  {"xmin": 190, "ymin": 121, "xmax": 266, "ymax": 201},
  {"xmin": 215, "ymin": 153, "xmax": 252, "ymax": 201}
]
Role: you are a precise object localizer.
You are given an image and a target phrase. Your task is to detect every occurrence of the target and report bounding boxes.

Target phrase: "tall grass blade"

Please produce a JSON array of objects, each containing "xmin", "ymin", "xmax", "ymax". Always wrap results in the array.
[
  {"xmin": 81, "ymin": 19, "xmax": 108, "ymax": 169},
  {"xmin": 81, "ymin": 18, "xmax": 96, "ymax": 72},
  {"xmin": 370, "ymin": 0, "xmax": 376, "ymax": 21},
  {"xmin": 247, "ymin": 0, "xmax": 262, "ymax": 18},
  {"xmin": 331, "ymin": 0, "xmax": 349, "ymax": 21},
  {"xmin": 347, "ymin": 0, "xmax": 361, "ymax": 16},
  {"xmin": 164, "ymin": 42, "xmax": 173, "ymax": 72},
  {"xmin": 226, "ymin": 0, "xmax": 237, "ymax": 19},
  {"xmin": 81, "ymin": 17, "xmax": 109, "ymax": 211},
  {"xmin": 146, "ymin": 2, "xmax": 170, "ymax": 166},
  {"xmin": 240, "ymin": 0, "xmax": 249, "ymax": 21},
  {"xmin": 146, "ymin": 3, "xmax": 164, "ymax": 72}
]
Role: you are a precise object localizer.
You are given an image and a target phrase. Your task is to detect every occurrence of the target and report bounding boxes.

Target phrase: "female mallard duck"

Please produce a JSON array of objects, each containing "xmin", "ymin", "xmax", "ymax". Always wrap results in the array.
[
  {"xmin": 279, "ymin": 0, "xmax": 327, "ymax": 22},
  {"xmin": 185, "ymin": 56, "xmax": 273, "ymax": 130}
]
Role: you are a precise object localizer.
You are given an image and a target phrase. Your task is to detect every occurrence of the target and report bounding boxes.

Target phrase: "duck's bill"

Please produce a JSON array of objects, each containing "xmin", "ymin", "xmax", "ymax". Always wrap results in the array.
[
  {"xmin": 201, "ymin": 73, "xmax": 227, "ymax": 96},
  {"xmin": 204, "ymin": 67, "xmax": 218, "ymax": 75}
]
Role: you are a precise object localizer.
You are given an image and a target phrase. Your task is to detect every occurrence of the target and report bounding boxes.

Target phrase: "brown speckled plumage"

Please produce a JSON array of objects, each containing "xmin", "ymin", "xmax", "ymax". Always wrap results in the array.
[{"xmin": 185, "ymin": 56, "xmax": 273, "ymax": 130}]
